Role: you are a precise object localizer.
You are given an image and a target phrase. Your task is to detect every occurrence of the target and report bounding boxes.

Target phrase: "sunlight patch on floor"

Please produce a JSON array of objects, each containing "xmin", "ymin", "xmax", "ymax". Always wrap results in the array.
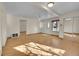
[
  {"xmin": 13, "ymin": 42, "xmax": 66, "ymax": 56},
  {"xmin": 64, "ymin": 33, "xmax": 77, "ymax": 37}
]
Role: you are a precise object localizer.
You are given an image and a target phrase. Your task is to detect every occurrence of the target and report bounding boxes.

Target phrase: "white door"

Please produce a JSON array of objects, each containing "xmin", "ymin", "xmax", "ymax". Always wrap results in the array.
[{"xmin": 20, "ymin": 20, "xmax": 27, "ymax": 32}]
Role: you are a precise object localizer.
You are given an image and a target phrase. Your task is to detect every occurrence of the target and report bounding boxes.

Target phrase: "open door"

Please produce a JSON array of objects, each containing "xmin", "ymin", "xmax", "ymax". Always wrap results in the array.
[{"xmin": 20, "ymin": 20, "xmax": 27, "ymax": 33}]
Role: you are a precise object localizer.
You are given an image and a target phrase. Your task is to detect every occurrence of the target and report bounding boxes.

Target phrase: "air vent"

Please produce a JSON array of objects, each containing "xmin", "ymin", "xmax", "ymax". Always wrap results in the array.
[{"xmin": 12, "ymin": 33, "xmax": 18, "ymax": 38}]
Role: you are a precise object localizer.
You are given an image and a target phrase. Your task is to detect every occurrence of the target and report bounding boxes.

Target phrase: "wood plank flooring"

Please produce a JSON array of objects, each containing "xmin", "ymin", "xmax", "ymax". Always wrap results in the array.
[{"xmin": 2, "ymin": 32, "xmax": 79, "ymax": 56}]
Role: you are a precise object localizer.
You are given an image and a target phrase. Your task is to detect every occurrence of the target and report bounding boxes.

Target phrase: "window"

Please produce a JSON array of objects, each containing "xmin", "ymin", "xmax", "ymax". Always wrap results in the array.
[{"xmin": 52, "ymin": 20, "xmax": 59, "ymax": 31}]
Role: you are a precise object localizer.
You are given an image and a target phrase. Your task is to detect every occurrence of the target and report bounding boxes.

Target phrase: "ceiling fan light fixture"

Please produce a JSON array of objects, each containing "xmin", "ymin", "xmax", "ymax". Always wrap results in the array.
[{"xmin": 48, "ymin": 2, "xmax": 54, "ymax": 7}]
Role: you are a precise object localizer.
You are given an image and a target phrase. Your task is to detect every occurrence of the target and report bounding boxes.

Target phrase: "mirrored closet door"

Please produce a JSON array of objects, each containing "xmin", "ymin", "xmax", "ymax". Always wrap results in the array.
[
  {"xmin": 64, "ymin": 17, "xmax": 79, "ymax": 42},
  {"xmin": 64, "ymin": 17, "xmax": 73, "ymax": 40}
]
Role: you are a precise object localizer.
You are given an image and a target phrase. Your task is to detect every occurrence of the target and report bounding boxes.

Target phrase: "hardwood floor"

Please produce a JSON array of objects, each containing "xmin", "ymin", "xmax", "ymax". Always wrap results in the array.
[
  {"xmin": 64, "ymin": 33, "xmax": 79, "ymax": 43},
  {"xmin": 2, "ymin": 32, "xmax": 79, "ymax": 56}
]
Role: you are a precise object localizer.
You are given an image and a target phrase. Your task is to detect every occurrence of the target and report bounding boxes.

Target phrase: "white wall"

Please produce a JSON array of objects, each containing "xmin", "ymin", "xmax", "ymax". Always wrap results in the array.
[
  {"xmin": 40, "ymin": 19, "xmax": 59, "ymax": 35},
  {"xmin": 40, "ymin": 20, "xmax": 52, "ymax": 34},
  {"xmin": 64, "ymin": 18, "xmax": 79, "ymax": 33},
  {"xmin": 64, "ymin": 19, "xmax": 73, "ymax": 33},
  {"xmin": 7, "ymin": 14, "xmax": 20, "ymax": 37},
  {"xmin": 73, "ymin": 18, "xmax": 79, "ymax": 33},
  {"xmin": 0, "ymin": 10, "xmax": 2, "ymax": 56},
  {"xmin": 60, "ymin": 11, "xmax": 79, "ymax": 33},
  {"xmin": 57, "ymin": 11, "xmax": 79, "ymax": 38},
  {"xmin": 7, "ymin": 14, "xmax": 41, "ymax": 37},
  {"xmin": 59, "ymin": 18, "xmax": 64, "ymax": 38},
  {"xmin": 26, "ymin": 18, "xmax": 40, "ymax": 34},
  {"xmin": 0, "ymin": 3, "xmax": 7, "ymax": 55},
  {"xmin": 1, "ymin": 11, "xmax": 7, "ymax": 47}
]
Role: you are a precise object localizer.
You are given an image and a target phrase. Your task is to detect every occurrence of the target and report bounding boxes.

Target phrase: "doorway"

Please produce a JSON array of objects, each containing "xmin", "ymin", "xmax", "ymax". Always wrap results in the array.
[{"xmin": 20, "ymin": 20, "xmax": 27, "ymax": 33}]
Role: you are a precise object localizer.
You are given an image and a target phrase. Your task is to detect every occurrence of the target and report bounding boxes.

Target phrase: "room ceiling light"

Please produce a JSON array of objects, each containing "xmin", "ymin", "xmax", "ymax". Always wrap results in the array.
[{"xmin": 48, "ymin": 2, "xmax": 54, "ymax": 7}]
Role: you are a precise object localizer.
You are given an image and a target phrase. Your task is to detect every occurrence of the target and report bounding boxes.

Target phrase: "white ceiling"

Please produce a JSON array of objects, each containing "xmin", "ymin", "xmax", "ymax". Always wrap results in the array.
[
  {"xmin": 2, "ymin": 2, "xmax": 79, "ymax": 19},
  {"xmin": 52, "ymin": 2, "xmax": 79, "ymax": 15}
]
